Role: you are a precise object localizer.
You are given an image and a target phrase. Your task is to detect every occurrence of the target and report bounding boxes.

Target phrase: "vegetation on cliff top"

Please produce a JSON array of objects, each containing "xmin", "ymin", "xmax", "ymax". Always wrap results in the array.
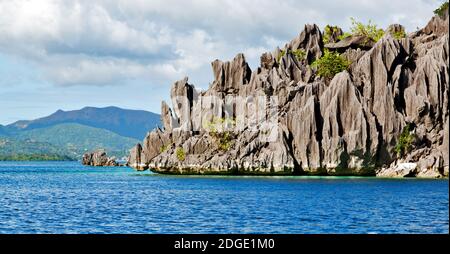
[
  {"xmin": 338, "ymin": 17, "xmax": 385, "ymax": 43},
  {"xmin": 277, "ymin": 49, "xmax": 307, "ymax": 63},
  {"xmin": 434, "ymin": 1, "xmax": 449, "ymax": 17},
  {"xmin": 388, "ymin": 26, "xmax": 407, "ymax": 40},
  {"xmin": 312, "ymin": 49, "xmax": 350, "ymax": 79},
  {"xmin": 323, "ymin": 25, "xmax": 341, "ymax": 44}
]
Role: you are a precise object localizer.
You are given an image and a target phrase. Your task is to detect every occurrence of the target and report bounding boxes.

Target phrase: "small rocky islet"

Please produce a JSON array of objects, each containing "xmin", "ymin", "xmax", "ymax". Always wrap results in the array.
[
  {"xmin": 82, "ymin": 150, "xmax": 126, "ymax": 167},
  {"xmin": 85, "ymin": 9, "xmax": 449, "ymax": 178}
]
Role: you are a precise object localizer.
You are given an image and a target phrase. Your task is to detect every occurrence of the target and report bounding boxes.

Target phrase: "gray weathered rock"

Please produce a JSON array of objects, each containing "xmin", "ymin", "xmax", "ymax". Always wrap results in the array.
[
  {"xmin": 128, "ymin": 14, "xmax": 448, "ymax": 178},
  {"xmin": 377, "ymin": 162, "xmax": 417, "ymax": 177},
  {"xmin": 287, "ymin": 24, "xmax": 323, "ymax": 63},
  {"xmin": 211, "ymin": 53, "xmax": 252, "ymax": 94},
  {"xmin": 286, "ymin": 83, "xmax": 323, "ymax": 173},
  {"xmin": 128, "ymin": 143, "xmax": 146, "ymax": 170},
  {"xmin": 82, "ymin": 150, "xmax": 119, "ymax": 167},
  {"xmin": 353, "ymin": 36, "xmax": 408, "ymax": 163},
  {"xmin": 325, "ymin": 35, "xmax": 375, "ymax": 52},
  {"xmin": 319, "ymin": 72, "xmax": 379, "ymax": 175},
  {"xmin": 419, "ymin": 8, "xmax": 449, "ymax": 37}
]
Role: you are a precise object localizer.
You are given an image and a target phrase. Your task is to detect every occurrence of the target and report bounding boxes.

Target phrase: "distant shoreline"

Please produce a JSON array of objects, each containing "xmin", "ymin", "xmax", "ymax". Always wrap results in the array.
[{"xmin": 0, "ymin": 155, "xmax": 75, "ymax": 161}]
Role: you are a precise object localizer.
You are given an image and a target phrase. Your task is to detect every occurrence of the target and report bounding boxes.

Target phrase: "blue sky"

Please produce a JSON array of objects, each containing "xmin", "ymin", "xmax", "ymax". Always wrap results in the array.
[{"xmin": 0, "ymin": 0, "xmax": 443, "ymax": 124}]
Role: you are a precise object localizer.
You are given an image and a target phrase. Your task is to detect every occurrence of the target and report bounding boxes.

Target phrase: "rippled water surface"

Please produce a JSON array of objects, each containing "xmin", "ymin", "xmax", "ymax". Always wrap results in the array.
[{"xmin": 0, "ymin": 161, "xmax": 448, "ymax": 233}]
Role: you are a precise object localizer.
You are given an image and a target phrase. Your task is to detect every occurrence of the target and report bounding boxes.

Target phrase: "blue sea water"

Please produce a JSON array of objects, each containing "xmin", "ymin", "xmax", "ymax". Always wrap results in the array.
[{"xmin": 0, "ymin": 161, "xmax": 448, "ymax": 234}]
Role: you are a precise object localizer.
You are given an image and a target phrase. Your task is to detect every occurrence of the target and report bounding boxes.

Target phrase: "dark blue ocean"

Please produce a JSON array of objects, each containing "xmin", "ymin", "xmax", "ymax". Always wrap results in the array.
[{"xmin": 0, "ymin": 161, "xmax": 448, "ymax": 234}]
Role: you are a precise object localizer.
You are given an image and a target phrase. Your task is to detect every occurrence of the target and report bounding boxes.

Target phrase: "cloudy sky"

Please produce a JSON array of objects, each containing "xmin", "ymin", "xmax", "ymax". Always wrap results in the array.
[{"xmin": 0, "ymin": 0, "xmax": 443, "ymax": 124}]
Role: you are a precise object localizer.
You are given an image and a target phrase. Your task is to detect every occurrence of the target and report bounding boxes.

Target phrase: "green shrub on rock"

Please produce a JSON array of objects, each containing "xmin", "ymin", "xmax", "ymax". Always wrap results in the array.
[
  {"xmin": 176, "ymin": 147, "xmax": 185, "ymax": 161},
  {"xmin": 348, "ymin": 17, "xmax": 385, "ymax": 42},
  {"xmin": 277, "ymin": 49, "xmax": 307, "ymax": 63},
  {"xmin": 311, "ymin": 49, "xmax": 350, "ymax": 79},
  {"xmin": 392, "ymin": 29, "xmax": 406, "ymax": 40},
  {"xmin": 434, "ymin": 1, "xmax": 449, "ymax": 17},
  {"xmin": 160, "ymin": 143, "xmax": 171, "ymax": 153},
  {"xmin": 277, "ymin": 49, "xmax": 286, "ymax": 63},
  {"xmin": 323, "ymin": 25, "xmax": 342, "ymax": 44},
  {"xmin": 387, "ymin": 25, "xmax": 407, "ymax": 40},
  {"xmin": 337, "ymin": 32, "xmax": 352, "ymax": 41},
  {"xmin": 394, "ymin": 124, "xmax": 415, "ymax": 157},
  {"xmin": 204, "ymin": 117, "xmax": 236, "ymax": 152},
  {"xmin": 292, "ymin": 49, "xmax": 306, "ymax": 62}
]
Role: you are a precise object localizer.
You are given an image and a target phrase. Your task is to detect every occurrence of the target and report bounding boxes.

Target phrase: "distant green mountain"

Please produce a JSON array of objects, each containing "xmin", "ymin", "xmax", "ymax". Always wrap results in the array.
[
  {"xmin": 6, "ymin": 106, "xmax": 160, "ymax": 140},
  {"xmin": 0, "ymin": 137, "xmax": 73, "ymax": 161},
  {"xmin": 0, "ymin": 106, "xmax": 160, "ymax": 161},
  {"xmin": 0, "ymin": 125, "xmax": 8, "ymax": 137},
  {"xmin": 15, "ymin": 123, "xmax": 140, "ymax": 159}
]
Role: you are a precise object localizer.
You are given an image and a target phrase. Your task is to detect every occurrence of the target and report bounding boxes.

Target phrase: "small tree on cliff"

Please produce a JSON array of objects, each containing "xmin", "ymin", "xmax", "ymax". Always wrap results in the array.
[
  {"xmin": 394, "ymin": 124, "xmax": 416, "ymax": 157},
  {"xmin": 339, "ymin": 17, "xmax": 385, "ymax": 43},
  {"xmin": 312, "ymin": 49, "xmax": 350, "ymax": 79},
  {"xmin": 323, "ymin": 25, "xmax": 341, "ymax": 44},
  {"xmin": 434, "ymin": 1, "xmax": 449, "ymax": 17},
  {"xmin": 351, "ymin": 18, "xmax": 385, "ymax": 42},
  {"xmin": 277, "ymin": 49, "xmax": 306, "ymax": 63},
  {"xmin": 176, "ymin": 147, "xmax": 186, "ymax": 161},
  {"xmin": 388, "ymin": 26, "xmax": 407, "ymax": 40},
  {"xmin": 203, "ymin": 117, "xmax": 236, "ymax": 152}
]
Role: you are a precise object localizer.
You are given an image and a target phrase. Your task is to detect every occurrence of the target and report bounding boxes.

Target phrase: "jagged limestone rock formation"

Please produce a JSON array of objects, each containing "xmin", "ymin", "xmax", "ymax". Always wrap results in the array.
[
  {"xmin": 129, "ymin": 11, "xmax": 449, "ymax": 178},
  {"xmin": 82, "ymin": 150, "xmax": 120, "ymax": 167},
  {"xmin": 325, "ymin": 35, "xmax": 375, "ymax": 52}
]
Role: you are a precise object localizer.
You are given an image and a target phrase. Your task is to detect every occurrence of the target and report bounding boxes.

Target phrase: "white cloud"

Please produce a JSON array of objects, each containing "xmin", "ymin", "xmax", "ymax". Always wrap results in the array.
[
  {"xmin": 0, "ymin": 0, "xmax": 442, "ymax": 88},
  {"xmin": 41, "ymin": 57, "xmax": 183, "ymax": 86},
  {"xmin": 174, "ymin": 29, "xmax": 225, "ymax": 72},
  {"xmin": 0, "ymin": 0, "xmax": 172, "ymax": 57}
]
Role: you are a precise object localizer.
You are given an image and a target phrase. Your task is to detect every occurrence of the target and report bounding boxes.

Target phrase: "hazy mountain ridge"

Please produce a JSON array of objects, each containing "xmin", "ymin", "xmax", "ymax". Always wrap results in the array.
[
  {"xmin": 17, "ymin": 123, "xmax": 139, "ymax": 158},
  {"xmin": 6, "ymin": 106, "xmax": 160, "ymax": 140},
  {"xmin": 1, "ymin": 107, "xmax": 160, "ymax": 160}
]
